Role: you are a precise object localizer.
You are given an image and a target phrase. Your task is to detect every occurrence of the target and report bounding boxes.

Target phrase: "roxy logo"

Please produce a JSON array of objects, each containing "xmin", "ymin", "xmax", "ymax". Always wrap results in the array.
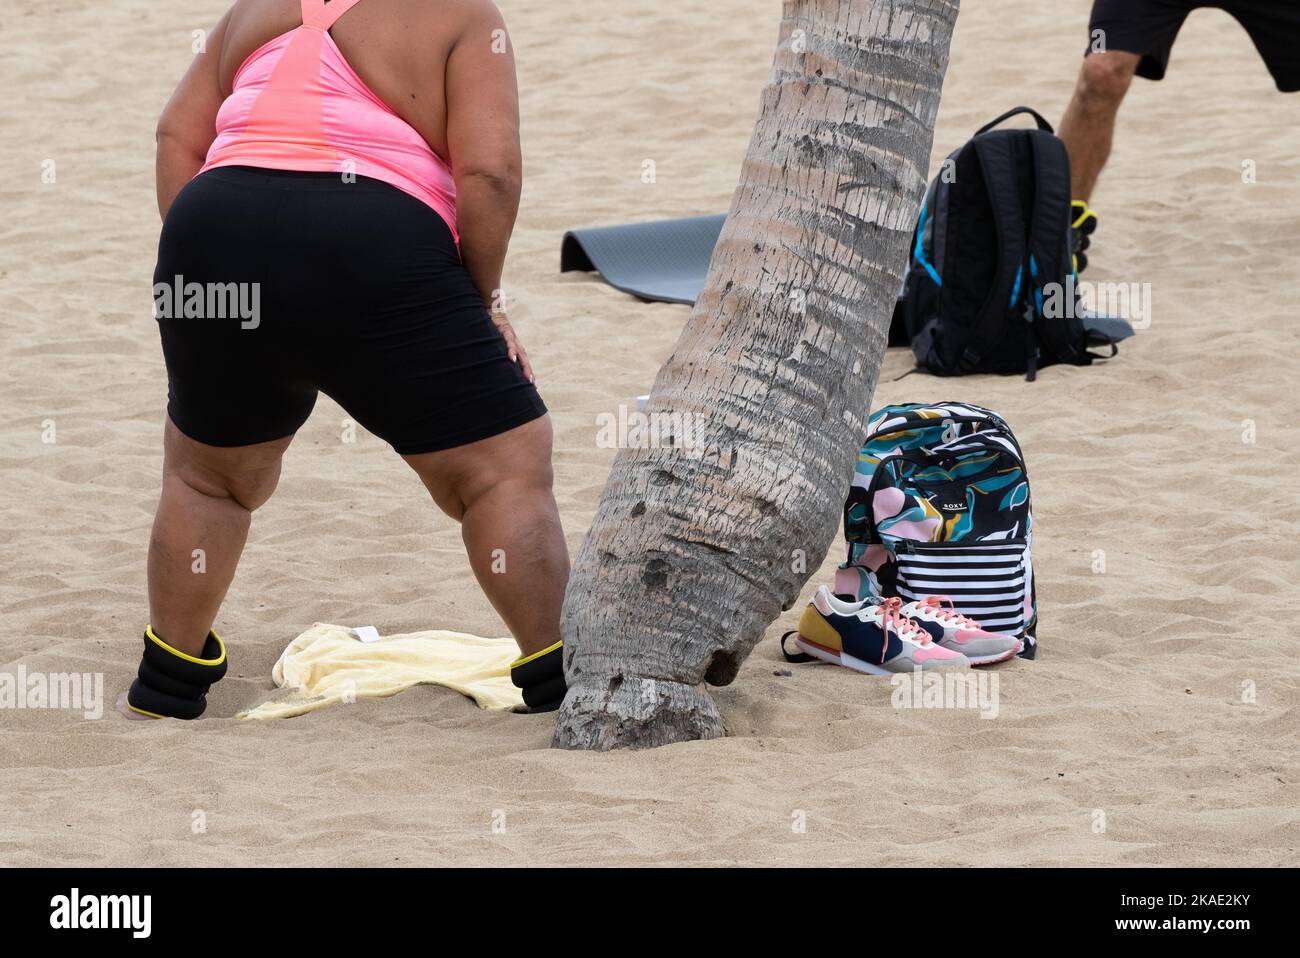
[{"xmin": 49, "ymin": 888, "xmax": 151, "ymax": 939}]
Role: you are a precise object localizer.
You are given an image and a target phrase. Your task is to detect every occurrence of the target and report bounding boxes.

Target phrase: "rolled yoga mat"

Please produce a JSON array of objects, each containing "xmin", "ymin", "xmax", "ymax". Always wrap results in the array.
[{"xmin": 559, "ymin": 213, "xmax": 727, "ymax": 305}]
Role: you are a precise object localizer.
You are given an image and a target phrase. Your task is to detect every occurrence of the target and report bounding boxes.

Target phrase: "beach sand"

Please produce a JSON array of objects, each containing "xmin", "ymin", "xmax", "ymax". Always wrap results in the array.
[{"xmin": 1, "ymin": 0, "xmax": 1296, "ymax": 866}]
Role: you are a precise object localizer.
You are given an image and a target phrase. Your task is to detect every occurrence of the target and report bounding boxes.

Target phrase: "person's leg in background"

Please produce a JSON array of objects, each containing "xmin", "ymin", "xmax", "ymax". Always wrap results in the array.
[
  {"xmin": 1059, "ymin": 0, "xmax": 1194, "ymax": 201},
  {"xmin": 1057, "ymin": 0, "xmax": 1194, "ymax": 269},
  {"xmin": 403, "ymin": 415, "xmax": 568, "ymax": 659},
  {"xmin": 1057, "ymin": 50, "xmax": 1140, "ymax": 204}
]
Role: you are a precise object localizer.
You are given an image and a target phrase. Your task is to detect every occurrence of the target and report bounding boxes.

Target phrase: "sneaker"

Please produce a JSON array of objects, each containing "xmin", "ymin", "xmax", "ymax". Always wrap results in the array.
[
  {"xmin": 790, "ymin": 587, "xmax": 969, "ymax": 675},
  {"xmin": 900, "ymin": 595, "xmax": 1022, "ymax": 666},
  {"xmin": 1071, "ymin": 200, "xmax": 1098, "ymax": 273}
]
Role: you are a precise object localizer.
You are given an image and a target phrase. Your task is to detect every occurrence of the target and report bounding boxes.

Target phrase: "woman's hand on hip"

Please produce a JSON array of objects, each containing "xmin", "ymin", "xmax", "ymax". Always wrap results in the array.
[{"xmin": 491, "ymin": 310, "xmax": 534, "ymax": 384}]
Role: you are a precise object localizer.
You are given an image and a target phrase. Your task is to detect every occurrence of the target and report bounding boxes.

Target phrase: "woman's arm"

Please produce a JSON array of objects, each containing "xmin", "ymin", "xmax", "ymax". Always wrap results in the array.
[
  {"xmin": 445, "ymin": 2, "xmax": 531, "ymax": 379},
  {"xmin": 156, "ymin": 12, "xmax": 231, "ymax": 220}
]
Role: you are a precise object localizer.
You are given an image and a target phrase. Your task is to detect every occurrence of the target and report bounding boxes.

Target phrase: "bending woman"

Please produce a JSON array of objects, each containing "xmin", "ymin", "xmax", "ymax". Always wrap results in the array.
[{"xmin": 131, "ymin": 0, "xmax": 568, "ymax": 719}]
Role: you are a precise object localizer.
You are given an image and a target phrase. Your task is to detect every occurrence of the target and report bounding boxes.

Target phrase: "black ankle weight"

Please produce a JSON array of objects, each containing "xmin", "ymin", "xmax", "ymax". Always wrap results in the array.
[
  {"xmin": 510, "ymin": 641, "xmax": 565, "ymax": 712},
  {"xmin": 126, "ymin": 627, "xmax": 227, "ymax": 719}
]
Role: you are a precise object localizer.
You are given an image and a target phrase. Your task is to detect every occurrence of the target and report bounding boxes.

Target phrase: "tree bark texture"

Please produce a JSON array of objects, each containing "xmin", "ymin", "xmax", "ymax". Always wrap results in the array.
[{"xmin": 555, "ymin": 0, "xmax": 961, "ymax": 749}]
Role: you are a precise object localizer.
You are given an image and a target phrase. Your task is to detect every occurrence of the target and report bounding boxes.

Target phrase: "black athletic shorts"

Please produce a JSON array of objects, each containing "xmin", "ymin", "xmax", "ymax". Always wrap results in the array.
[
  {"xmin": 153, "ymin": 166, "xmax": 546, "ymax": 454},
  {"xmin": 1087, "ymin": 0, "xmax": 1300, "ymax": 92}
]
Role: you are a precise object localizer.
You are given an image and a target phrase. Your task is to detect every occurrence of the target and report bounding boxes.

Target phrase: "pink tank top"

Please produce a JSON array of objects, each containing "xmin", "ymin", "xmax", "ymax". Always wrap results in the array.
[{"xmin": 201, "ymin": 0, "xmax": 458, "ymax": 241}]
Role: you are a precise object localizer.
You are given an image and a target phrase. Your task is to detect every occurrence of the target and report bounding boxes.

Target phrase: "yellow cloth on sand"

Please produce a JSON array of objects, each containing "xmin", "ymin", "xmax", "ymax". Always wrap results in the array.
[{"xmin": 239, "ymin": 622, "xmax": 524, "ymax": 720}]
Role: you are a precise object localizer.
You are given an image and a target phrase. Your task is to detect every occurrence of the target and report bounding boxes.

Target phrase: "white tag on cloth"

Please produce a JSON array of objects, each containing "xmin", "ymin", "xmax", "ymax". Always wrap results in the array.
[{"xmin": 351, "ymin": 626, "xmax": 381, "ymax": 643}]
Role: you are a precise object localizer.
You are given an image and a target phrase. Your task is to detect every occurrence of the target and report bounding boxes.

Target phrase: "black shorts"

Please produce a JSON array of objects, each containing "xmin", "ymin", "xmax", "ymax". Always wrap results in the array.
[
  {"xmin": 153, "ymin": 166, "xmax": 546, "ymax": 454},
  {"xmin": 1088, "ymin": 0, "xmax": 1300, "ymax": 92}
]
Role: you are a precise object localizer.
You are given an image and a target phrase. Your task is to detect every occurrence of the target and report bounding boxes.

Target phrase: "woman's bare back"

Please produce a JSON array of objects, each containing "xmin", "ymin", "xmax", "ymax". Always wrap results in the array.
[{"xmin": 217, "ymin": 0, "xmax": 473, "ymax": 160}]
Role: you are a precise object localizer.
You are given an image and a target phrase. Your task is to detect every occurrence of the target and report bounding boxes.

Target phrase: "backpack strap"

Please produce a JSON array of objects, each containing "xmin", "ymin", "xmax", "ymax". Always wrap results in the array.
[
  {"xmin": 1025, "ymin": 132, "xmax": 1071, "ymax": 289},
  {"xmin": 1086, "ymin": 337, "xmax": 1120, "ymax": 361},
  {"xmin": 975, "ymin": 106, "xmax": 1054, "ymax": 136},
  {"xmin": 959, "ymin": 136, "xmax": 1028, "ymax": 371},
  {"xmin": 1025, "ymin": 131, "xmax": 1088, "ymax": 366},
  {"xmin": 780, "ymin": 631, "xmax": 816, "ymax": 664}
]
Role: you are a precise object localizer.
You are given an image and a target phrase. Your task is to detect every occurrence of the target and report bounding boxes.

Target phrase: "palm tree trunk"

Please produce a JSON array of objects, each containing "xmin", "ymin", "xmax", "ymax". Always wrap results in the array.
[{"xmin": 554, "ymin": 0, "xmax": 961, "ymax": 750}]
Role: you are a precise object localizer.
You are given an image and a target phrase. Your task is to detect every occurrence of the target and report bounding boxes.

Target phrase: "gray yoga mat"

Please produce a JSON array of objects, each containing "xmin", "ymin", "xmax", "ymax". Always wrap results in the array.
[{"xmin": 559, "ymin": 213, "xmax": 727, "ymax": 305}]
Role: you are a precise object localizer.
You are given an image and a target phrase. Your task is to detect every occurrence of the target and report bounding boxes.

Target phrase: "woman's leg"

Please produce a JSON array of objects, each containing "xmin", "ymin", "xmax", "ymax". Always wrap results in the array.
[
  {"xmin": 147, "ymin": 419, "xmax": 294, "ymax": 657},
  {"xmin": 402, "ymin": 415, "xmax": 568, "ymax": 657}
]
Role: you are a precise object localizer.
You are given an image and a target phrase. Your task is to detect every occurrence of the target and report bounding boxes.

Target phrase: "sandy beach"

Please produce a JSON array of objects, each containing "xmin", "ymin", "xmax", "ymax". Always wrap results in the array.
[{"xmin": 1, "ymin": 0, "xmax": 1297, "ymax": 866}]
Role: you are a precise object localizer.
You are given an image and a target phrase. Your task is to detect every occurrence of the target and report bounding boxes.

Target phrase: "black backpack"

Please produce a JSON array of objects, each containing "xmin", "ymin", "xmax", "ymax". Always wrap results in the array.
[{"xmin": 895, "ymin": 107, "xmax": 1117, "ymax": 381}]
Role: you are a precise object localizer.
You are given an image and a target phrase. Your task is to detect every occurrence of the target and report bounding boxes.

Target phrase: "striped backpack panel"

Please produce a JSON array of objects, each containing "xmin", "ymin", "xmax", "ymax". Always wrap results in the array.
[{"xmin": 838, "ymin": 402, "xmax": 1038, "ymax": 657}]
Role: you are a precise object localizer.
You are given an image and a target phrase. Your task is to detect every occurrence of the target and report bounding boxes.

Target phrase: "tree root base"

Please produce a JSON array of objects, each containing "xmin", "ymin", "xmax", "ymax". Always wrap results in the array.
[{"xmin": 551, "ymin": 677, "xmax": 725, "ymax": 750}]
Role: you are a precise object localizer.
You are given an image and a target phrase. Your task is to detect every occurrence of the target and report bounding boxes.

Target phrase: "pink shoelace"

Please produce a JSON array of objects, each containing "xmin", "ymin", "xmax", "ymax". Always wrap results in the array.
[
  {"xmin": 916, "ymin": 594, "xmax": 982, "ymax": 631},
  {"xmin": 876, "ymin": 597, "xmax": 932, "ymax": 647}
]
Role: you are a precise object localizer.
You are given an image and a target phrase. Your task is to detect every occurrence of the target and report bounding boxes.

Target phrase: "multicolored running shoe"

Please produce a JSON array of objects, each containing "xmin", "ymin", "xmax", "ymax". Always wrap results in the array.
[
  {"xmin": 900, "ymin": 595, "xmax": 1022, "ymax": 666},
  {"xmin": 789, "ymin": 587, "xmax": 969, "ymax": 675}
]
